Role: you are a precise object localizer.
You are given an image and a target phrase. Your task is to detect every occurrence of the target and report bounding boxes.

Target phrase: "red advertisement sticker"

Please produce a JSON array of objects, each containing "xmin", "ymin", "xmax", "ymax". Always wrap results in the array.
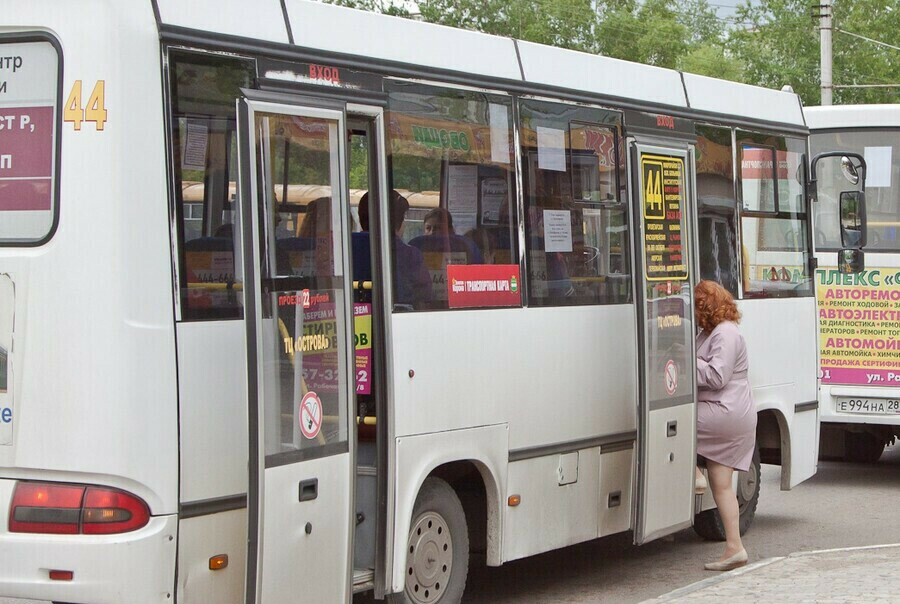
[
  {"xmin": 0, "ymin": 106, "xmax": 54, "ymax": 211},
  {"xmin": 447, "ymin": 264, "xmax": 521, "ymax": 309}
]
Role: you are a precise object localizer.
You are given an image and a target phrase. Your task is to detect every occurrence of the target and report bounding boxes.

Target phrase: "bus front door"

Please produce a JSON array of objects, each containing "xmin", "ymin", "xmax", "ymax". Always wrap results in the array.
[
  {"xmin": 630, "ymin": 142, "xmax": 698, "ymax": 544},
  {"xmin": 238, "ymin": 96, "xmax": 356, "ymax": 603}
]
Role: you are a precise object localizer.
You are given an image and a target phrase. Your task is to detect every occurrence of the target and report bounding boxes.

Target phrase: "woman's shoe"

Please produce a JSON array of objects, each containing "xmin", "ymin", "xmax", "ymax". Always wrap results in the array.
[
  {"xmin": 704, "ymin": 548, "xmax": 748, "ymax": 571},
  {"xmin": 694, "ymin": 473, "xmax": 708, "ymax": 495}
]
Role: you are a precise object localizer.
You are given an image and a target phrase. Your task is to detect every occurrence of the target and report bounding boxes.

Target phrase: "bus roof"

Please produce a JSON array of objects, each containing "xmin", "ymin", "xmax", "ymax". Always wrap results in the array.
[
  {"xmin": 805, "ymin": 104, "xmax": 900, "ymax": 130},
  {"xmin": 154, "ymin": 0, "xmax": 806, "ymax": 129}
]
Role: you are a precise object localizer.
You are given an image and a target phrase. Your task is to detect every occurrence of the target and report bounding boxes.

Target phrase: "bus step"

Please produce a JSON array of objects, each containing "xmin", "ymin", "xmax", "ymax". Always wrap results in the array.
[{"xmin": 353, "ymin": 568, "xmax": 375, "ymax": 593}]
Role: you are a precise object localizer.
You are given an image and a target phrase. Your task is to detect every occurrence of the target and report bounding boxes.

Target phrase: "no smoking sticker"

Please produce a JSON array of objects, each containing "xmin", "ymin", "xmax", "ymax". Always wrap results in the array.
[
  {"xmin": 299, "ymin": 391, "xmax": 323, "ymax": 440},
  {"xmin": 664, "ymin": 360, "xmax": 678, "ymax": 396}
]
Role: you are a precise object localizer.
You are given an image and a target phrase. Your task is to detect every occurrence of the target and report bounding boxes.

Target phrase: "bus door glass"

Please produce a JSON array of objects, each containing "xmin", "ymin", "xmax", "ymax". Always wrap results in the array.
[
  {"xmin": 631, "ymin": 143, "xmax": 698, "ymax": 544},
  {"xmin": 237, "ymin": 97, "xmax": 355, "ymax": 603}
]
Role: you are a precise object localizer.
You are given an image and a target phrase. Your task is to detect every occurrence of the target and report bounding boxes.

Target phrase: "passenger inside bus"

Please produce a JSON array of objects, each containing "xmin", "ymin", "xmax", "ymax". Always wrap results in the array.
[
  {"xmin": 353, "ymin": 190, "xmax": 432, "ymax": 309},
  {"xmin": 410, "ymin": 207, "xmax": 483, "ymax": 264},
  {"xmin": 278, "ymin": 196, "xmax": 329, "ymax": 277}
]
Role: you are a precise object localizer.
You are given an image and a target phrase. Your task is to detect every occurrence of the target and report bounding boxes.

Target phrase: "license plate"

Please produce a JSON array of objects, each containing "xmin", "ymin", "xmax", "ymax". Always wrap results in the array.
[{"xmin": 836, "ymin": 398, "xmax": 900, "ymax": 415}]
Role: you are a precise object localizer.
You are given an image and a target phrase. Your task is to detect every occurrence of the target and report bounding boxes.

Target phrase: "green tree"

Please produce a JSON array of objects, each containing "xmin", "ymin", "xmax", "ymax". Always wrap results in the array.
[
  {"xmin": 322, "ymin": 0, "xmax": 899, "ymax": 105},
  {"xmin": 416, "ymin": 0, "xmax": 599, "ymax": 53},
  {"xmin": 728, "ymin": 0, "xmax": 899, "ymax": 105}
]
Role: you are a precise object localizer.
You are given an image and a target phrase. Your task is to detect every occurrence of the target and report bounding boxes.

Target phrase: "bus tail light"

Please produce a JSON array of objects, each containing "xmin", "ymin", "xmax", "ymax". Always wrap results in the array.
[
  {"xmin": 81, "ymin": 486, "xmax": 150, "ymax": 534},
  {"xmin": 9, "ymin": 482, "xmax": 150, "ymax": 535},
  {"xmin": 8, "ymin": 483, "xmax": 84, "ymax": 534}
]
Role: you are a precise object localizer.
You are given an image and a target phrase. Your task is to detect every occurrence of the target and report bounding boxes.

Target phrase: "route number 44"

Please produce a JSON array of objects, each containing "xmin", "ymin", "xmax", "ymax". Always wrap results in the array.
[{"xmin": 64, "ymin": 80, "xmax": 107, "ymax": 131}]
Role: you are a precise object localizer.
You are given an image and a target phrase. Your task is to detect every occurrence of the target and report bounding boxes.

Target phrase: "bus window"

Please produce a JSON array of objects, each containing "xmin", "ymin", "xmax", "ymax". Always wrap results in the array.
[
  {"xmin": 812, "ymin": 129, "xmax": 900, "ymax": 251},
  {"xmin": 518, "ymin": 99, "xmax": 630, "ymax": 307},
  {"xmin": 169, "ymin": 51, "xmax": 255, "ymax": 320},
  {"xmin": 0, "ymin": 36, "xmax": 60, "ymax": 244},
  {"xmin": 738, "ymin": 133, "xmax": 812, "ymax": 297},
  {"xmin": 385, "ymin": 81, "xmax": 518, "ymax": 311},
  {"xmin": 696, "ymin": 125, "xmax": 740, "ymax": 297}
]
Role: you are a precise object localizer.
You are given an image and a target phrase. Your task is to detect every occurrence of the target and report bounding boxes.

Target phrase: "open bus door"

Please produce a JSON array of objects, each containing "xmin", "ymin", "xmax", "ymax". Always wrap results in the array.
[
  {"xmin": 237, "ymin": 93, "xmax": 356, "ymax": 603},
  {"xmin": 630, "ymin": 141, "xmax": 698, "ymax": 544}
]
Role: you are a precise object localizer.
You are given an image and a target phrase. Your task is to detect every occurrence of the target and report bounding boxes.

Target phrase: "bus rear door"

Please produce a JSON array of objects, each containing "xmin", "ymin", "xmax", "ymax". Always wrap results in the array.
[
  {"xmin": 630, "ymin": 141, "xmax": 698, "ymax": 544},
  {"xmin": 237, "ymin": 94, "xmax": 356, "ymax": 603}
]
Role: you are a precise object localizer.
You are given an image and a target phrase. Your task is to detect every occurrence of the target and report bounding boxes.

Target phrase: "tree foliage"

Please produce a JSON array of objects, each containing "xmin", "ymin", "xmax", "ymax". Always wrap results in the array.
[
  {"xmin": 323, "ymin": 0, "xmax": 900, "ymax": 105},
  {"xmin": 729, "ymin": 0, "xmax": 899, "ymax": 105}
]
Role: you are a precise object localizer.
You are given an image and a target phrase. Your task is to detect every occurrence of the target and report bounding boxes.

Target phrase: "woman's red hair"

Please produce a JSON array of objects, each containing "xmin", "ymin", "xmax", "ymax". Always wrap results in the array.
[{"xmin": 694, "ymin": 280, "xmax": 741, "ymax": 332}]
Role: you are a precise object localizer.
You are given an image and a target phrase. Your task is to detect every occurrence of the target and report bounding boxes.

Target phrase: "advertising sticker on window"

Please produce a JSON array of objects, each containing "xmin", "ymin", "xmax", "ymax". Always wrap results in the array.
[
  {"xmin": 354, "ymin": 303, "xmax": 372, "ymax": 395},
  {"xmin": 0, "ymin": 39, "xmax": 59, "ymax": 242},
  {"xmin": 447, "ymin": 264, "xmax": 521, "ymax": 309},
  {"xmin": 640, "ymin": 154, "xmax": 688, "ymax": 282}
]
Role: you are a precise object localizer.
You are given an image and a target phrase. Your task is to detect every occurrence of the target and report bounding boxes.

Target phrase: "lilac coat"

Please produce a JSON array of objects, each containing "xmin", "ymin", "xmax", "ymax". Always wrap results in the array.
[{"xmin": 696, "ymin": 320, "xmax": 757, "ymax": 472}]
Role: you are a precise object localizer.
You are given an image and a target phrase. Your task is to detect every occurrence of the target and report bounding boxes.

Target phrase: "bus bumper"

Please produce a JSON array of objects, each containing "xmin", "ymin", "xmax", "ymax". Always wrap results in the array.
[
  {"xmin": 0, "ymin": 479, "xmax": 177, "ymax": 604},
  {"xmin": 819, "ymin": 385, "xmax": 900, "ymax": 426}
]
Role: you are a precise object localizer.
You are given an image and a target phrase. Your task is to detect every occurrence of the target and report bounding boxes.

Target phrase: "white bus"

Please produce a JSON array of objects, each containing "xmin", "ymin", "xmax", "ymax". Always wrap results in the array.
[
  {"xmin": 807, "ymin": 104, "xmax": 900, "ymax": 463},
  {"xmin": 0, "ymin": 2, "xmax": 856, "ymax": 603}
]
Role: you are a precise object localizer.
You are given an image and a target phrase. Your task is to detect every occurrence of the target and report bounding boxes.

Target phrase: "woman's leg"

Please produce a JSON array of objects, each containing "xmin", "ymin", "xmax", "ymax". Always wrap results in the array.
[{"xmin": 706, "ymin": 460, "xmax": 743, "ymax": 559}]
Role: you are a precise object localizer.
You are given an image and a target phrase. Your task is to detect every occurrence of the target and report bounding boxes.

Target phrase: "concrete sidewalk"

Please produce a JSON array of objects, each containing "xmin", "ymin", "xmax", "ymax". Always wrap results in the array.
[{"xmin": 645, "ymin": 543, "xmax": 900, "ymax": 603}]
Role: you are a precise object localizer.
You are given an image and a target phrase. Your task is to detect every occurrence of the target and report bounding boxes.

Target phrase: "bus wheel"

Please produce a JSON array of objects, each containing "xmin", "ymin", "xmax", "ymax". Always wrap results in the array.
[
  {"xmin": 390, "ymin": 477, "xmax": 469, "ymax": 604},
  {"xmin": 693, "ymin": 447, "xmax": 760, "ymax": 541},
  {"xmin": 844, "ymin": 431, "xmax": 885, "ymax": 463}
]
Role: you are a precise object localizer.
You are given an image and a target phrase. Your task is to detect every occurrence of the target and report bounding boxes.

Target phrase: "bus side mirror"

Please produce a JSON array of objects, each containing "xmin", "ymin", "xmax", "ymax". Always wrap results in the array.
[
  {"xmin": 838, "ymin": 190, "xmax": 866, "ymax": 274},
  {"xmin": 808, "ymin": 151, "xmax": 867, "ymax": 204},
  {"xmin": 839, "ymin": 190, "xmax": 867, "ymax": 249}
]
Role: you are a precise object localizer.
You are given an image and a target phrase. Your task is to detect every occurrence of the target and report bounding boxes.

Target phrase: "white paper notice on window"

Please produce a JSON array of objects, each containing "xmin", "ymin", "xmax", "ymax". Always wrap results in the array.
[
  {"xmin": 480, "ymin": 178, "xmax": 507, "ymax": 224},
  {"xmin": 864, "ymin": 146, "xmax": 892, "ymax": 188},
  {"xmin": 453, "ymin": 212, "xmax": 478, "ymax": 235},
  {"xmin": 537, "ymin": 126, "xmax": 566, "ymax": 172},
  {"xmin": 489, "ymin": 104, "xmax": 510, "ymax": 164},
  {"xmin": 447, "ymin": 165, "xmax": 478, "ymax": 214},
  {"xmin": 182, "ymin": 121, "xmax": 209, "ymax": 171},
  {"xmin": 543, "ymin": 209, "xmax": 573, "ymax": 253}
]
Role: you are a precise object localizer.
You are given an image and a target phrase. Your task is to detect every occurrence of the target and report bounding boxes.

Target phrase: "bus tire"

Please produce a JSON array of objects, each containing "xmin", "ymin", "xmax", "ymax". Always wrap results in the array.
[
  {"xmin": 844, "ymin": 431, "xmax": 885, "ymax": 463},
  {"xmin": 693, "ymin": 447, "xmax": 760, "ymax": 541},
  {"xmin": 389, "ymin": 477, "xmax": 469, "ymax": 604}
]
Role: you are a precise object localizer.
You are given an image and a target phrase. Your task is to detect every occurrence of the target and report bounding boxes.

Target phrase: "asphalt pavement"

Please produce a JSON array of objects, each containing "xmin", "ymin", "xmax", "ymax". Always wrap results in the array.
[{"xmin": 460, "ymin": 443, "xmax": 900, "ymax": 603}]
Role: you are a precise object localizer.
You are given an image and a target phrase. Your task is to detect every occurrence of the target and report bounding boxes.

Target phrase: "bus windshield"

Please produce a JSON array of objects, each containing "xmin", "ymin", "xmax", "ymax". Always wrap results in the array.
[{"xmin": 811, "ymin": 129, "xmax": 900, "ymax": 251}]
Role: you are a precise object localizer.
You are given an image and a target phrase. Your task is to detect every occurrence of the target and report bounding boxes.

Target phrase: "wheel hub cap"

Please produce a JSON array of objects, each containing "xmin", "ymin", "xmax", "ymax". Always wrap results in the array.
[
  {"xmin": 405, "ymin": 511, "xmax": 452, "ymax": 603},
  {"xmin": 738, "ymin": 463, "xmax": 758, "ymax": 511}
]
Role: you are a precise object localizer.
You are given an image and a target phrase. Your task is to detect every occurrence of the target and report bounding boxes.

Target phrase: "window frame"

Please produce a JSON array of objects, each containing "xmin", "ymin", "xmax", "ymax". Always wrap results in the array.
[
  {"xmin": 735, "ymin": 129, "xmax": 814, "ymax": 299},
  {"xmin": 810, "ymin": 127, "xmax": 900, "ymax": 253},
  {"xmin": 517, "ymin": 97, "xmax": 631, "ymax": 309},
  {"xmin": 0, "ymin": 31, "xmax": 64, "ymax": 247},
  {"xmin": 383, "ymin": 79, "xmax": 523, "ymax": 313},
  {"xmin": 165, "ymin": 48, "xmax": 258, "ymax": 322},
  {"xmin": 694, "ymin": 122, "xmax": 742, "ymax": 298},
  {"xmin": 567, "ymin": 121, "xmax": 622, "ymax": 206}
]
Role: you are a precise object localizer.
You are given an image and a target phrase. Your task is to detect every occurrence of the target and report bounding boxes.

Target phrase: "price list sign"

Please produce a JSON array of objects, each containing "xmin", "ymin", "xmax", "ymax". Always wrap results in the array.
[{"xmin": 640, "ymin": 154, "xmax": 688, "ymax": 282}]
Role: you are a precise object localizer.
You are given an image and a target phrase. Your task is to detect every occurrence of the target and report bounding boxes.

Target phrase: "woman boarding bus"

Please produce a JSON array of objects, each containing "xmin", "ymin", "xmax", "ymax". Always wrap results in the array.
[
  {"xmin": 807, "ymin": 104, "xmax": 900, "ymax": 463},
  {"xmin": 0, "ymin": 1, "xmax": 865, "ymax": 602}
]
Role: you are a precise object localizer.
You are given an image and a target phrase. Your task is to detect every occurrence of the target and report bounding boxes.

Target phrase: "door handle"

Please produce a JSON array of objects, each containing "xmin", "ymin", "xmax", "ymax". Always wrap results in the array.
[
  {"xmin": 299, "ymin": 478, "xmax": 318, "ymax": 502},
  {"xmin": 667, "ymin": 420, "xmax": 678, "ymax": 437}
]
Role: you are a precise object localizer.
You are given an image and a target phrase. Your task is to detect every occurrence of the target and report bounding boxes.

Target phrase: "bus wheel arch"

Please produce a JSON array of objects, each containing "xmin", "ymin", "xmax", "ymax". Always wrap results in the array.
[
  {"xmin": 391, "ymin": 426, "xmax": 508, "ymax": 595},
  {"xmin": 390, "ymin": 459, "xmax": 502, "ymax": 602},
  {"xmin": 756, "ymin": 407, "xmax": 791, "ymax": 490}
]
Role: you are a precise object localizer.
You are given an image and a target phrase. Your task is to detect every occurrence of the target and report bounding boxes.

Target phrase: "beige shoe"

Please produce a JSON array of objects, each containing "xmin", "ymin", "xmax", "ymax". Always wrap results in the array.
[
  {"xmin": 704, "ymin": 548, "xmax": 748, "ymax": 571},
  {"xmin": 694, "ymin": 473, "xmax": 708, "ymax": 495}
]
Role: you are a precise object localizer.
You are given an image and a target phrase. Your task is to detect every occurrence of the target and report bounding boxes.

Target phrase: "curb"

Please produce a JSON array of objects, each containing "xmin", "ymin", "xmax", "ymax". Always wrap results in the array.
[
  {"xmin": 640, "ymin": 557, "xmax": 783, "ymax": 603},
  {"xmin": 642, "ymin": 542, "xmax": 900, "ymax": 603},
  {"xmin": 786, "ymin": 541, "xmax": 900, "ymax": 558}
]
